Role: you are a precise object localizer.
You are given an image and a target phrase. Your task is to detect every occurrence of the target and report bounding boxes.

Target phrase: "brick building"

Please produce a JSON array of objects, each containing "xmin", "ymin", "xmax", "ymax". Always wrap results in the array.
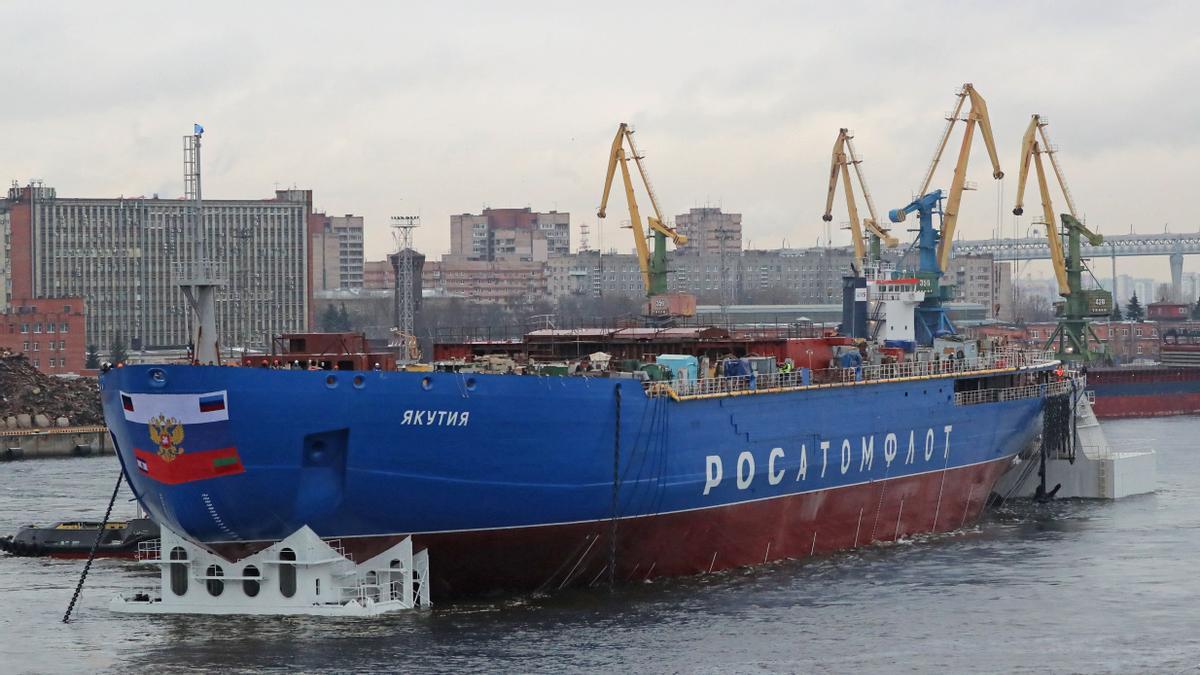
[
  {"xmin": 364, "ymin": 259, "xmax": 397, "ymax": 290},
  {"xmin": 972, "ymin": 320, "xmax": 1164, "ymax": 362},
  {"xmin": 0, "ymin": 297, "xmax": 87, "ymax": 372},
  {"xmin": 423, "ymin": 258, "xmax": 547, "ymax": 305}
]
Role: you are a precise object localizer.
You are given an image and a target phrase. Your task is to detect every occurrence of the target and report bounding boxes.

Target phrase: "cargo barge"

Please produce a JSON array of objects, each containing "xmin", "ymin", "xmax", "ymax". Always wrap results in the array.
[{"xmin": 1087, "ymin": 330, "xmax": 1200, "ymax": 418}]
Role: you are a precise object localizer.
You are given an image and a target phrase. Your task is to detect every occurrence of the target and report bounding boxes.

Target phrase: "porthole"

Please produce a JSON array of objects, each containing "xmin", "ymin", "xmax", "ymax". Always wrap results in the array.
[
  {"xmin": 325, "ymin": 374, "xmax": 337, "ymax": 388},
  {"xmin": 353, "ymin": 375, "xmax": 365, "ymax": 388},
  {"xmin": 421, "ymin": 376, "xmax": 433, "ymax": 391},
  {"xmin": 465, "ymin": 377, "xmax": 477, "ymax": 391},
  {"xmin": 148, "ymin": 368, "xmax": 167, "ymax": 387}
]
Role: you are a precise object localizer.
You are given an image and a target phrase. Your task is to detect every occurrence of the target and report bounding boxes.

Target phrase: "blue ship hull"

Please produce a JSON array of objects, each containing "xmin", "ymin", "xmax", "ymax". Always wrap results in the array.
[{"xmin": 101, "ymin": 364, "xmax": 1051, "ymax": 596}]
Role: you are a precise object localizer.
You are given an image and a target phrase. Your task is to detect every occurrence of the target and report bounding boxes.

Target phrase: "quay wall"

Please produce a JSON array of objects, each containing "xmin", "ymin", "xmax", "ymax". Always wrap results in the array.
[{"xmin": 0, "ymin": 426, "xmax": 112, "ymax": 461}]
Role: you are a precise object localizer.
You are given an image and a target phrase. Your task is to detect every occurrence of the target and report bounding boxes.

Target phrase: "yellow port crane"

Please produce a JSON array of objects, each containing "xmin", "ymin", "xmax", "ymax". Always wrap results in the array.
[
  {"xmin": 822, "ymin": 128, "xmax": 898, "ymax": 272},
  {"xmin": 1013, "ymin": 113, "xmax": 1078, "ymax": 295},
  {"xmin": 1012, "ymin": 114, "xmax": 1111, "ymax": 360},
  {"xmin": 913, "ymin": 83, "xmax": 1004, "ymax": 274},
  {"xmin": 598, "ymin": 123, "xmax": 688, "ymax": 297}
]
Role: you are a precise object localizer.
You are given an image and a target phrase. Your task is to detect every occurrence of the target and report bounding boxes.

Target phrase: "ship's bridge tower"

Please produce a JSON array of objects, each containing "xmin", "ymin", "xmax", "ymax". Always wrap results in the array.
[{"xmin": 870, "ymin": 277, "xmax": 925, "ymax": 345}]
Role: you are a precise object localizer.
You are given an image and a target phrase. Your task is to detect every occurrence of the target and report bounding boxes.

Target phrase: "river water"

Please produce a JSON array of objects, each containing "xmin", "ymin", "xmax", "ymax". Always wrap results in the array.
[{"xmin": 0, "ymin": 417, "xmax": 1197, "ymax": 674}]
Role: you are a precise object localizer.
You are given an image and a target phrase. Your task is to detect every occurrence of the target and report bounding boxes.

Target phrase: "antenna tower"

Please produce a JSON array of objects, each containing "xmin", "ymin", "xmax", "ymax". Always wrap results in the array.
[
  {"xmin": 177, "ymin": 125, "xmax": 225, "ymax": 364},
  {"xmin": 391, "ymin": 216, "xmax": 420, "ymax": 361},
  {"xmin": 717, "ymin": 224, "xmax": 736, "ymax": 323}
]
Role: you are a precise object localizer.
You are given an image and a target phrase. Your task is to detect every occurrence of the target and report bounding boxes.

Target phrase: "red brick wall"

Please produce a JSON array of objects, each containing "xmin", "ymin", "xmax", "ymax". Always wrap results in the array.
[
  {"xmin": 7, "ymin": 190, "xmax": 33, "ymax": 299},
  {"xmin": 0, "ymin": 297, "xmax": 87, "ymax": 373},
  {"xmin": 485, "ymin": 208, "xmax": 536, "ymax": 231}
]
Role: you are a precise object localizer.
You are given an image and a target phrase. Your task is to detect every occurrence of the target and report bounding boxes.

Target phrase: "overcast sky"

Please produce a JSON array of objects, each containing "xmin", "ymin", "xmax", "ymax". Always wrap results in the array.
[{"xmin": 5, "ymin": 1, "xmax": 1197, "ymax": 280}]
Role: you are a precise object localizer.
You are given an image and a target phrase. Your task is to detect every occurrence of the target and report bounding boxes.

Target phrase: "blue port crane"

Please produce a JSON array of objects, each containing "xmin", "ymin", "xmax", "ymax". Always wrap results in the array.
[
  {"xmin": 889, "ymin": 190, "xmax": 956, "ymax": 344},
  {"xmin": 888, "ymin": 83, "xmax": 1005, "ymax": 346}
]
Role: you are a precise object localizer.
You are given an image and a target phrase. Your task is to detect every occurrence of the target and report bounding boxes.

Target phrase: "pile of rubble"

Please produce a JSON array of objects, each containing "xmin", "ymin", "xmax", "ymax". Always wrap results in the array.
[{"xmin": 0, "ymin": 354, "xmax": 103, "ymax": 428}]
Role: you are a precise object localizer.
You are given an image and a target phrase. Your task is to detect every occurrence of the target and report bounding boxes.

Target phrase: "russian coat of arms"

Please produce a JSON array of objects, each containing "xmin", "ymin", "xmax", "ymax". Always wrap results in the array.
[{"xmin": 148, "ymin": 415, "xmax": 185, "ymax": 462}]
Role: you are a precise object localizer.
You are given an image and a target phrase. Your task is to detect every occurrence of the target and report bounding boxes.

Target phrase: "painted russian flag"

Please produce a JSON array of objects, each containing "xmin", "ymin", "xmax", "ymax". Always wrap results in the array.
[
  {"xmin": 198, "ymin": 394, "xmax": 226, "ymax": 413},
  {"xmin": 120, "ymin": 391, "xmax": 229, "ymax": 424}
]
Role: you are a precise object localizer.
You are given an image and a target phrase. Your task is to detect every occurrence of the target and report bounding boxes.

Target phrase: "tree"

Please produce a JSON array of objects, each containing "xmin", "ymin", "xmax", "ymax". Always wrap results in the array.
[
  {"xmin": 85, "ymin": 344, "xmax": 101, "ymax": 369},
  {"xmin": 1015, "ymin": 294, "xmax": 1055, "ymax": 323},
  {"xmin": 1191, "ymin": 297, "xmax": 1200, "ymax": 320},
  {"xmin": 336, "ymin": 303, "xmax": 352, "ymax": 331},
  {"xmin": 1110, "ymin": 303, "xmax": 1123, "ymax": 321},
  {"xmin": 109, "ymin": 333, "xmax": 128, "ymax": 365},
  {"xmin": 318, "ymin": 304, "xmax": 340, "ymax": 331},
  {"xmin": 1125, "ymin": 293, "xmax": 1145, "ymax": 322}
]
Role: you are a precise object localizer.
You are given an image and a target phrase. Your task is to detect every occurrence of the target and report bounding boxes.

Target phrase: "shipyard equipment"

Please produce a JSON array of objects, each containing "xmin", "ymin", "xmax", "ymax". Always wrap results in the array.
[
  {"xmin": 598, "ymin": 123, "xmax": 694, "ymax": 317},
  {"xmin": 886, "ymin": 83, "xmax": 1004, "ymax": 345},
  {"xmin": 889, "ymin": 190, "xmax": 954, "ymax": 344},
  {"xmin": 1011, "ymin": 114, "xmax": 1111, "ymax": 360},
  {"xmin": 822, "ymin": 128, "xmax": 898, "ymax": 272},
  {"xmin": 903, "ymin": 83, "xmax": 1004, "ymax": 276}
]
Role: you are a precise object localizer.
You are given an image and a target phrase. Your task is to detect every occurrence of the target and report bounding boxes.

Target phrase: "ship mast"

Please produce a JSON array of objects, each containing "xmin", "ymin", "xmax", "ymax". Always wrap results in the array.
[{"xmin": 177, "ymin": 124, "xmax": 226, "ymax": 364}]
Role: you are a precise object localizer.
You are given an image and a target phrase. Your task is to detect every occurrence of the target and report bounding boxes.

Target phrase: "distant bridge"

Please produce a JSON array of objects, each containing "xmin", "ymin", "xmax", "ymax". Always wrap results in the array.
[
  {"xmin": 952, "ymin": 232, "xmax": 1200, "ymax": 260},
  {"xmin": 951, "ymin": 232, "xmax": 1200, "ymax": 299}
]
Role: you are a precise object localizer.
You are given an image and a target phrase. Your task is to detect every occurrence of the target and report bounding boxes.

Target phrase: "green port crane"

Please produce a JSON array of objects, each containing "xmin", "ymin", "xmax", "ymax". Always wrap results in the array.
[
  {"xmin": 821, "ymin": 128, "xmax": 898, "ymax": 272},
  {"xmin": 597, "ymin": 123, "xmax": 688, "ymax": 297},
  {"xmin": 1012, "ymin": 114, "xmax": 1112, "ymax": 361}
]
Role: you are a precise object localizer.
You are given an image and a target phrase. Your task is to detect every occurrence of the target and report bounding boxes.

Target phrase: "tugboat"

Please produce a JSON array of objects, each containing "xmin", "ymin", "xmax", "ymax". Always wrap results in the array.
[{"xmin": 0, "ymin": 518, "xmax": 159, "ymax": 558}]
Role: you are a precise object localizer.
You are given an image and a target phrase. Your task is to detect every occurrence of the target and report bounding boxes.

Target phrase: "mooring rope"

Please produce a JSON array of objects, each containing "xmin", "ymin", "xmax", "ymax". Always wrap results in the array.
[
  {"xmin": 609, "ymin": 384, "xmax": 621, "ymax": 591},
  {"xmin": 62, "ymin": 472, "xmax": 123, "ymax": 624}
]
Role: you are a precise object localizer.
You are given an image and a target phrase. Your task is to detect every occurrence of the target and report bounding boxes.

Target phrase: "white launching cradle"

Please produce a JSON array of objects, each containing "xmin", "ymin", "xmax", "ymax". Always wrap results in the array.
[
  {"xmin": 997, "ymin": 387, "xmax": 1157, "ymax": 500},
  {"xmin": 111, "ymin": 525, "xmax": 430, "ymax": 616}
]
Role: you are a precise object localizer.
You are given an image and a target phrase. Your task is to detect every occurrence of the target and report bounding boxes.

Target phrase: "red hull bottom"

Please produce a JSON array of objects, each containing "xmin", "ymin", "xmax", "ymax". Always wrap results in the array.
[
  {"xmin": 1092, "ymin": 393, "xmax": 1200, "ymax": 419},
  {"xmin": 214, "ymin": 458, "xmax": 1013, "ymax": 599}
]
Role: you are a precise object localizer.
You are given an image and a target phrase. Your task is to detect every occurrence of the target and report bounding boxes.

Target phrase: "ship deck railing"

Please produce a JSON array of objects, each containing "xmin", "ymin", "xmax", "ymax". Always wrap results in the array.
[
  {"xmin": 646, "ymin": 349, "xmax": 1059, "ymax": 401},
  {"xmin": 952, "ymin": 379, "xmax": 1073, "ymax": 406}
]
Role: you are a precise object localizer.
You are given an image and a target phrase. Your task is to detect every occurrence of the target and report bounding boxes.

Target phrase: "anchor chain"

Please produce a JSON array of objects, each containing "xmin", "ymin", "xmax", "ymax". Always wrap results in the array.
[{"xmin": 62, "ymin": 472, "xmax": 124, "ymax": 623}]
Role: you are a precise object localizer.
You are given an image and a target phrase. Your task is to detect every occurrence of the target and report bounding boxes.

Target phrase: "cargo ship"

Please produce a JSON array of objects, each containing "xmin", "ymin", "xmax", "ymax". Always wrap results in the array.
[
  {"xmin": 1086, "ymin": 329, "xmax": 1200, "ymax": 418},
  {"xmin": 99, "ymin": 278, "xmax": 1070, "ymax": 599}
]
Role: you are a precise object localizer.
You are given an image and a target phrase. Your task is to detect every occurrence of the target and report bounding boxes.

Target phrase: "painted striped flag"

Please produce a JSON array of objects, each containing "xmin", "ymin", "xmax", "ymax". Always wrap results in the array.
[
  {"xmin": 120, "ymin": 391, "xmax": 229, "ymax": 424},
  {"xmin": 136, "ymin": 457, "xmax": 149, "ymax": 473},
  {"xmin": 133, "ymin": 447, "xmax": 244, "ymax": 485},
  {"xmin": 198, "ymin": 394, "xmax": 226, "ymax": 413}
]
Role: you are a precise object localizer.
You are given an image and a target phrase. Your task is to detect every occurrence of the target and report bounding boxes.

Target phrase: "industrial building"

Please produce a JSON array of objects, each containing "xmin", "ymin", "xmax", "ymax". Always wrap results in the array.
[{"xmin": 2, "ymin": 182, "xmax": 314, "ymax": 353}]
